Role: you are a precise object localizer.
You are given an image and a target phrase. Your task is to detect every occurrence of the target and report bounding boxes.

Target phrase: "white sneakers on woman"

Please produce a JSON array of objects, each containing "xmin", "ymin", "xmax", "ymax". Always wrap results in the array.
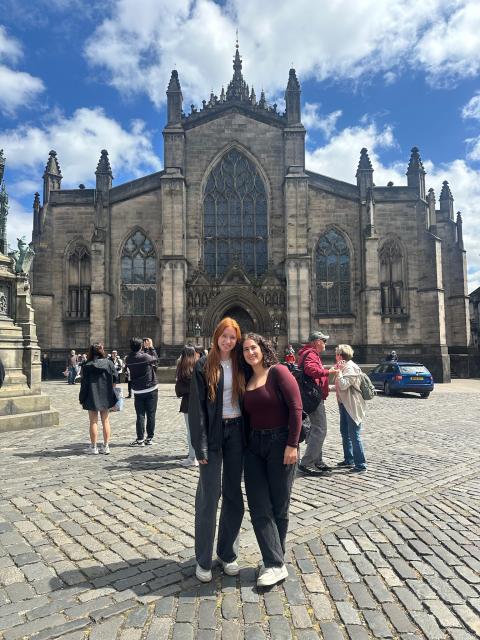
[
  {"xmin": 195, "ymin": 557, "xmax": 240, "ymax": 583},
  {"xmin": 179, "ymin": 457, "xmax": 199, "ymax": 467},
  {"xmin": 257, "ymin": 564, "xmax": 288, "ymax": 587},
  {"xmin": 195, "ymin": 564, "xmax": 212, "ymax": 582}
]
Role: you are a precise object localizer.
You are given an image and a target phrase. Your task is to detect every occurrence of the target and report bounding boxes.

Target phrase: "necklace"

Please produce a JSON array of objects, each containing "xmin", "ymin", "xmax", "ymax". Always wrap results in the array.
[{"xmin": 222, "ymin": 360, "xmax": 232, "ymax": 369}]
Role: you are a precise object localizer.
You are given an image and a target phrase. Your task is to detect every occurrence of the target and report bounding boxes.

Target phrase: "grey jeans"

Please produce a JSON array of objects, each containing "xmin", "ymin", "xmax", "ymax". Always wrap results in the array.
[
  {"xmin": 300, "ymin": 400, "xmax": 327, "ymax": 466},
  {"xmin": 195, "ymin": 421, "xmax": 245, "ymax": 570}
]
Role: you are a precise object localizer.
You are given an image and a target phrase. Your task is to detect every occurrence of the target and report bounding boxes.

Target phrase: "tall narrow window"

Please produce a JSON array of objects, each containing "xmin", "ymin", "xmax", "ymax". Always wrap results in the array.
[
  {"xmin": 67, "ymin": 246, "xmax": 91, "ymax": 318},
  {"xmin": 203, "ymin": 149, "xmax": 268, "ymax": 279},
  {"xmin": 315, "ymin": 229, "xmax": 351, "ymax": 314},
  {"xmin": 379, "ymin": 239, "xmax": 406, "ymax": 315},
  {"xmin": 121, "ymin": 230, "xmax": 156, "ymax": 315}
]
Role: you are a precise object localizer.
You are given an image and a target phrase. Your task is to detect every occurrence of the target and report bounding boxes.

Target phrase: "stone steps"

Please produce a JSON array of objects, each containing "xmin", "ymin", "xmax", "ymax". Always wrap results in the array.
[
  {"xmin": 0, "ymin": 408, "xmax": 60, "ymax": 433},
  {"xmin": 0, "ymin": 394, "xmax": 52, "ymax": 416}
]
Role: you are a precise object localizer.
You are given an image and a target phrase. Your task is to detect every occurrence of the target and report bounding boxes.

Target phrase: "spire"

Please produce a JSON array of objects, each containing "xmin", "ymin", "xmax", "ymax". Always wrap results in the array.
[
  {"xmin": 285, "ymin": 68, "xmax": 301, "ymax": 125},
  {"xmin": 0, "ymin": 154, "xmax": 8, "ymax": 255},
  {"xmin": 406, "ymin": 146, "xmax": 425, "ymax": 174},
  {"xmin": 456, "ymin": 211, "xmax": 464, "ymax": 249},
  {"xmin": 356, "ymin": 147, "xmax": 373, "ymax": 175},
  {"xmin": 0, "ymin": 149, "xmax": 5, "ymax": 184},
  {"xmin": 356, "ymin": 148, "xmax": 373, "ymax": 199},
  {"xmin": 96, "ymin": 149, "xmax": 112, "ymax": 175},
  {"xmin": 259, "ymin": 90, "xmax": 266, "ymax": 108},
  {"xmin": 95, "ymin": 149, "xmax": 113, "ymax": 193},
  {"xmin": 33, "ymin": 192, "xmax": 40, "ymax": 212},
  {"xmin": 166, "ymin": 69, "xmax": 183, "ymax": 125},
  {"xmin": 406, "ymin": 146, "xmax": 426, "ymax": 199},
  {"xmin": 427, "ymin": 187, "xmax": 437, "ymax": 231},
  {"xmin": 43, "ymin": 150, "xmax": 62, "ymax": 179},
  {"xmin": 226, "ymin": 40, "xmax": 249, "ymax": 102},
  {"xmin": 42, "ymin": 150, "xmax": 62, "ymax": 204},
  {"xmin": 439, "ymin": 180, "xmax": 454, "ymax": 220}
]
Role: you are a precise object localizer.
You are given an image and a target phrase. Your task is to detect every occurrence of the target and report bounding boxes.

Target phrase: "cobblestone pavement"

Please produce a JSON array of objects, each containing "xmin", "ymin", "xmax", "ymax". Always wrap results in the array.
[{"xmin": 0, "ymin": 381, "xmax": 479, "ymax": 639}]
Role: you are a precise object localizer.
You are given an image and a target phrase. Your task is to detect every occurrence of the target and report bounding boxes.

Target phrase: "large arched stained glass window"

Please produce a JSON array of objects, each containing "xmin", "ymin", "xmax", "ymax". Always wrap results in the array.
[
  {"xmin": 203, "ymin": 149, "xmax": 268, "ymax": 279},
  {"xmin": 315, "ymin": 229, "xmax": 351, "ymax": 314},
  {"xmin": 121, "ymin": 230, "xmax": 156, "ymax": 315}
]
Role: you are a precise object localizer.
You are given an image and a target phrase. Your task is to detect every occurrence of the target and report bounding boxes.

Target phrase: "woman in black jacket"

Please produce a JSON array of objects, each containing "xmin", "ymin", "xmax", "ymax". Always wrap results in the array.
[
  {"xmin": 188, "ymin": 317, "xmax": 246, "ymax": 583},
  {"xmin": 79, "ymin": 343, "xmax": 118, "ymax": 455},
  {"xmin": 175, "ymin": 345, "xmax": 200, "ymax": 467}
]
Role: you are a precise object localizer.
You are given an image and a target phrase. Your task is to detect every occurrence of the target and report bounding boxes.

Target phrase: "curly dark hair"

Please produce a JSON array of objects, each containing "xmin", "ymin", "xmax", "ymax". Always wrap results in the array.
[{"xmin": 240, "ymin": 333, "xmax": 279, "ymax": 371}]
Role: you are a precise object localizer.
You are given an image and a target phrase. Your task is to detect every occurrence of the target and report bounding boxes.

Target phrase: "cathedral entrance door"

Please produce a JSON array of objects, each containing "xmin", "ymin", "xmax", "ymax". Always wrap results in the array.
[{"xmin": 222, "ymin": 306, "xmax": 255, "ymax": 333}]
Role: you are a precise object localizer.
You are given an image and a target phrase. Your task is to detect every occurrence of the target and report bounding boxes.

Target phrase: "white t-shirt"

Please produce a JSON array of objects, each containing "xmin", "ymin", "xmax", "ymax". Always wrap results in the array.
[{"xmin": 221, "ymin": 360, "xmax": 241, "ymax": 418}]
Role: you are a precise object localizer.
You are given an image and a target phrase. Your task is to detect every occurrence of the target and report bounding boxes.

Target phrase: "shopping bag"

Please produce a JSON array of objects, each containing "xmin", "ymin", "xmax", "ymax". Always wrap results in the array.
[{"xmin": 111, "ymin": 387, "xmax": 124, "ymax": 412}]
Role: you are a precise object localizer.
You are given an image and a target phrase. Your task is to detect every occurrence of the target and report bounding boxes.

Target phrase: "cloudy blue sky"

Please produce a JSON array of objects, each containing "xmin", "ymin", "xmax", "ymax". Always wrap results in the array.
[{"xmin": 1, "ymin": 0, "xmax": 480, "ymax": 290}]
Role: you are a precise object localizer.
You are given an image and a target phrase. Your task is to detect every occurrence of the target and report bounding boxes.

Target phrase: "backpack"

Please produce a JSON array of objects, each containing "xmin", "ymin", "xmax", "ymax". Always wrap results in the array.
[
  {"xmin": 273, "ymin": 365, "xmax": 312, "ymax": 443},
  {"xmin": 284, "ymin": 362, "xmax": 322, "ymax": 415},
  {"xmin": 357, "ymin": 372, "xmax": 376, "ymax": 401}
]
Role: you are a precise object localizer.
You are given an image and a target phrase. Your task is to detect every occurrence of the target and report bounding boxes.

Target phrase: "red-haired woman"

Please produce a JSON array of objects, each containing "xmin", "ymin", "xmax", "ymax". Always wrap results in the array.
[{"xmin": 188, "ymin": 317, "xmax": 246, "ymax": 583}]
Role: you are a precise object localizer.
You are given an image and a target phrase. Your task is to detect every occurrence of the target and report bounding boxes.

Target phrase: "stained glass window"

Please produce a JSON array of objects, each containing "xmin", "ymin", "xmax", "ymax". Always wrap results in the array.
[
  {"xmin": 379, "ymin": 239, "xmax": 406, "ymax": 315},
  {"xmin": 203, "ymin": 149, "xmax": 268, "ymax": 279},
  {"xmin": 121, "ymin": 231, "xmax": 156, "ymax": 315},
  {"xmin": 67, "ymin": 246, "xmax": 91, "ymax": 318},
  {"xmin": 315, "ymin": 229, "xmax": 351, "ymax": 314}
]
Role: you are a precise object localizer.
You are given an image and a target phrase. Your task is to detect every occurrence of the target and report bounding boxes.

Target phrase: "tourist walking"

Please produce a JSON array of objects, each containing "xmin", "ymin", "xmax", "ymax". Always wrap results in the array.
[
  {"xmin": 188, "ymin": 317, "xmax": 245, "ymax": 583},
  {"xmin": 109, "ymin": 351, "xmax": 124, "ymax": 378},
  {"xmin": 241, "ymin": 333, "xmax": 302, "ymax": 587},
  {"xmin": 125, "ymin": 337, "xmax": 158, "ymax": 446},
  {"xmin": 298, "ymin": 331, "xmax": 332, "ymax": 476},
  {"xmin": 175, "ymin": 345, "xmax": 200, "ymax": 467},
  {"xmin": 79, "ymin": 343, "xmax": 118, "ymax": 455},
  {"xmin": 66, "ymin": 350, "xmax": 78, "ymax": 384},
  {"xmin": 330, "ymin": 344, "xmax": 367, "ymax": 473}
]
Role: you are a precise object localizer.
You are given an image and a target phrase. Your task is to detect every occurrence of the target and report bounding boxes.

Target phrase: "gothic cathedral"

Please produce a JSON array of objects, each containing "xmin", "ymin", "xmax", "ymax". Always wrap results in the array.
[{"xmin": 31, "ymin": 46, "xmax": 470, "ymax": 381}]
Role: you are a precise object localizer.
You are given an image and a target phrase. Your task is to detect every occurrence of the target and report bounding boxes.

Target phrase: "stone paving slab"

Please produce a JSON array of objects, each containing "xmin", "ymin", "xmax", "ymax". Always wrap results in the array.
[{"xmin": 0, "ymin": 381, "xmax": 479, "ymax": 638}]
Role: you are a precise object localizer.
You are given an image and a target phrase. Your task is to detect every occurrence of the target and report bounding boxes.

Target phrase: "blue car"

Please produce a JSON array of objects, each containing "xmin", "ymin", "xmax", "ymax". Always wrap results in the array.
[{"xmin": 368, "ymin": 361, "xmax": 434, "ymax": 398}]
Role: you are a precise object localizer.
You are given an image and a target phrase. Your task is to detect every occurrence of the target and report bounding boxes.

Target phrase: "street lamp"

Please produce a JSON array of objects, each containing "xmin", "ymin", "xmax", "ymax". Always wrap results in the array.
[
  {"xmin": 194, "ymin": 322, "xmax": 201, "ymax": 346},
  {"xmin": 273, "ymin": 320, "xmax": 280, "ymax": 350}
]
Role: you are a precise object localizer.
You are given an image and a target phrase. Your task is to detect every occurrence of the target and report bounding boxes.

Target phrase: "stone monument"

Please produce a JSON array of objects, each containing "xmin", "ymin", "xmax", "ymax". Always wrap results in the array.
[{"xmin": 0, "ymin": 149, "xmax": 59, "ymax": 431}]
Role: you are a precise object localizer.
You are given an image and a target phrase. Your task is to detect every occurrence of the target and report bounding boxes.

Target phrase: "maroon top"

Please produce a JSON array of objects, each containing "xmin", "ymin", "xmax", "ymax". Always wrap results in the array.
[{"xmin": 243, "ymin": 364, "xmax": 303, "ymax": 447}]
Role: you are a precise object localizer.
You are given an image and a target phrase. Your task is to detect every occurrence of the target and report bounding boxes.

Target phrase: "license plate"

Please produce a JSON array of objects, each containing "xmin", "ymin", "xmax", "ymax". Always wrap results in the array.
[{"xmin": 411, "ymin": 376, "xmax": 423, "ymax": 380}]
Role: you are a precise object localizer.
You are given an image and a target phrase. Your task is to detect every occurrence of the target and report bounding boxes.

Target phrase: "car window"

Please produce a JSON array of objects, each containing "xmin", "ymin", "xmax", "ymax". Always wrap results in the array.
[
  {"xmin": 399, "ymin": 365, "xmax": 430, "ymax": 375},
  {"xmin": 371, "ymin": 366, "xmax": 382, "ymax": 374},
  {"xmin": 386, "ymin": 365, "xmax": 396, "ymax": 373}
]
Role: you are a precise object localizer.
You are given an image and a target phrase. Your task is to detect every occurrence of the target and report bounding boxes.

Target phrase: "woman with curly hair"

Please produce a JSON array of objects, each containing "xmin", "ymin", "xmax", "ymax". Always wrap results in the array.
[
  {"xmin": 188, "ymin": 317, "xmax": 246, "ymax": 583},
  {"xmin": 241, "ymin": 333, "xmax": 302, "ymax": 587}
]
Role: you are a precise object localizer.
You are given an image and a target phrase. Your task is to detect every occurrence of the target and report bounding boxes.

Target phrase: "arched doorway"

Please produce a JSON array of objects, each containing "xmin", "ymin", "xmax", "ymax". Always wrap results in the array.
[{"xmin": 222, "ymin": 306, "xmax": 255, "ymax": 333}]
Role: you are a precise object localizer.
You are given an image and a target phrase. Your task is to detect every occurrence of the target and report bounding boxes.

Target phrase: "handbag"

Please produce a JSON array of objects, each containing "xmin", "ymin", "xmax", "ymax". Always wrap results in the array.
[{"xmin": 110, "ymin": 387, "xmax": 124, "ymax": 412}]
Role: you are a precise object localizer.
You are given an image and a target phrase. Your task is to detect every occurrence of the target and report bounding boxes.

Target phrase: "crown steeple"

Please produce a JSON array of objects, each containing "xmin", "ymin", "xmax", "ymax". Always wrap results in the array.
[{"xmin": 226, "ymin": 40, "xmax": 249, "ymax": 102}]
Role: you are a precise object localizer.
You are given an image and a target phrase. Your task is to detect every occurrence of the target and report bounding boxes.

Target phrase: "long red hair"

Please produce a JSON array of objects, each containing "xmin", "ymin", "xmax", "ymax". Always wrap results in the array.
[{"xmin": 205, "ymin": 317, "xmax": 245, "ymax": 403}]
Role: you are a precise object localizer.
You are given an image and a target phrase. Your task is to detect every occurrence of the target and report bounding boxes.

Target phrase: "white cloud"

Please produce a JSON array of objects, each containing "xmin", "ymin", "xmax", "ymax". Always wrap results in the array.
[
  {"xmin": 0, "ymin": 26, "xmax": 44, "ymax": 115},
  {"xmin": 462, "ymin": 93, "xmax": 480, "ymax": 120},
  {"xmin": 415, "ymin": 2, "xmax": 480, "ymax": 85},
  {"xmin": 302, "ymin": 103, "xmax": 342, "ymax": 139},
  {"xmin": 0, "ymin": 25, "xmax": 22, "ymax": 62},
  {"xmin": 0, "ymin": 107, "xmax": 162, "ymax": 243},
  {"xmin": 306, "ymin": 121, "xmax": 480, "ymax": 292},
  {"xmin": 6, "ymin": 197, "xmax": 35, "ymax": 248},
  {"xmin": 0, "ymin": 107, "xmax": 162, "ymax": 186},
  {"xmin": 84, "ymin": 0, "xmax": 479, "ymax": 108}
]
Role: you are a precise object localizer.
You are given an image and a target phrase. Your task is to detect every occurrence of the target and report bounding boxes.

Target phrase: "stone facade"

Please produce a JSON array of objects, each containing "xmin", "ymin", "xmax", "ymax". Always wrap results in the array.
[{"xmin": 31, "ymin": 46, "xmax": 470, "ymax": 381}]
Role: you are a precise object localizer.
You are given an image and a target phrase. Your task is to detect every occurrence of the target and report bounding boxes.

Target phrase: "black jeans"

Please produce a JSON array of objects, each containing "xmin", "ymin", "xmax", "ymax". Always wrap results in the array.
[
  {"xmin": 244, "ymin": 427, "xmax": 296, "ymax": 568},
  {"xmin": 195, "ymin": 418, "xmax": 245, "ymax": 570},
  {"xmin": 134, "ymin": 389, "xmax": 158, "ymax": 440}
]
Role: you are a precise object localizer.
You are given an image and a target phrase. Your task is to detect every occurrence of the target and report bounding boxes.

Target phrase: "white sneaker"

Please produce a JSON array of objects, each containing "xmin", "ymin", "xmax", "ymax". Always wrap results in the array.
[
  {"xmin": 89, "ymin": 445, "xmax": 99, "ymax": 455},
  {"xmin": 217, "ymin": 557, "xmax": 240, "ymax": 576},
  {"xmin": 195, "ymin": 564, "xmax": 212, "ymax": 583},
  {"xmin": 102, "ymin": 443, "xmax": 110, "ymax": 455},
  {"xmin": 179, "ymin": 457, "xmax": 199, "ymax": 467},
  {"xmin": 256, "ymin": 564, "xmax": 288, "ymax": 587}
]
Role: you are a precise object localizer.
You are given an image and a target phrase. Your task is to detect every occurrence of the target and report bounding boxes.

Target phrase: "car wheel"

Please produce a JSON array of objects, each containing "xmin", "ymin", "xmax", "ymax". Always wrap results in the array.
[
  {"xmin": 420, "ymin": 392, "xmax": 430, "ymax": 398},
  {"xmin": 384, "ymin": 382, "xmax": 391, "ymax": 396}
]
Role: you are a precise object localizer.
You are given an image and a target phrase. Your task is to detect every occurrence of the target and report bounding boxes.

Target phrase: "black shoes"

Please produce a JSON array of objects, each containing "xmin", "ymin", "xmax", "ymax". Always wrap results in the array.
[
  {"xmin": 315, "ymin": 463, "xmax": 332, "ymax": 473},
  {"xmin": 337, "ymin": 460, "xmax": 354, "ymax": 468},
  {"xmin": 298, "ymin": 464, "xmax": 324, "ymax": 477},
  {"xmin": 145, "ymin": 438, "xmax": 153, "ymax": 446},
  {"xmin": 349, "ymin": 467, "xmax": 367, "ymax": 474}
]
